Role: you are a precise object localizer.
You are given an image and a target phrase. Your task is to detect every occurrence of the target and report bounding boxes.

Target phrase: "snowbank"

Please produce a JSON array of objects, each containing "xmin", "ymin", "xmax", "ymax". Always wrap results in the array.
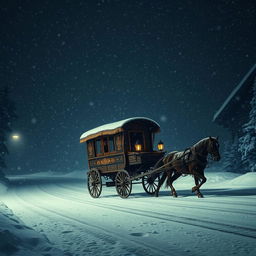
[
  {"xmin": 7, "ymin": 170, "xmax": 86, "ymax": 186},
  {"xmin": 62, "ymin": 170, "xmax": 85, "ymax": 179},
  {"xmin": 0, "ymin": 181, "xmax": 7, "ymax": 195},
  {"xmin": 221, "ymin": 172, "xmax": 256, "ymax": 187},
  {"xmin": 8, "ymin": 170, "xmax": 85, "ymax": 179},
  {"xmin": 0, "ymin": 173, "xmax": 9, "ymax": 194},
  {"xmin": 0, "ymin": 175, "xmax": 62, "ymax": 255},
  {"xmin": 0, "ymin": 202, "xmax": 62, "ymax": 256}
]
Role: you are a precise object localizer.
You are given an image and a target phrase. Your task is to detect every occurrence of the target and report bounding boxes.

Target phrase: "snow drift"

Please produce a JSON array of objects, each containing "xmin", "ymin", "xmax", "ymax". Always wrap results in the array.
[
  {"xmin": 0, "ymin": 182, "xmax": 7, "ymax": 195},
  {"xmin": 221, "ymin": 172, "xmax": 256, "ymax": 187},
  {"xmin": 0, "ymin": 202, "xmax": 62, "ymax": 256},
  {"xmin": 0, "ymin": 174, "xmax": 63, "ymax": 256}
]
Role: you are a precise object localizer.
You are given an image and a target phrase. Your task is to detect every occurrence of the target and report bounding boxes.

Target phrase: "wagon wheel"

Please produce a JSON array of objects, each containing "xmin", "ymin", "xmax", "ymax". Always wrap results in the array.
[
  {"xmin": 87, "ymin": 169, "xmax": 102, "ymax": 198},
  {"xmin": 142, "ymin": 173, "xmax": 160, "ymax": 195},
  {"xmin": 115, "ymin": 170, "xmax": 132, "ymax": 198}
]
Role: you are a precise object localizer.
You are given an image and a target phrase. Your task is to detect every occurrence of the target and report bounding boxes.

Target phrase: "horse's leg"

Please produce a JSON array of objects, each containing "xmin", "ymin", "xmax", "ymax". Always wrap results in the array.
[
  {"xmin": 155, "ymin": 172, "xmax": 167, "ymax": 197},
  {"xmin": 193, "ymin": 176, "xmax": 203, "ymax": 198},
  {"xmin": 192, "ymin": 172, "xmax": 207, "ymax": 198},
  {"xmin": 169, "ymin": 172, "xmax": 182, "ymax": 197}
]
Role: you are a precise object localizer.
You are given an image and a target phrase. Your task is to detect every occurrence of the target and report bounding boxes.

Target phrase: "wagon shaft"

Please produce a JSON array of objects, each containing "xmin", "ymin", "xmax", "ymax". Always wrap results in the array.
[{"xmin": 129, "ymin": 164, "xmax": 172, "ymax": 181}]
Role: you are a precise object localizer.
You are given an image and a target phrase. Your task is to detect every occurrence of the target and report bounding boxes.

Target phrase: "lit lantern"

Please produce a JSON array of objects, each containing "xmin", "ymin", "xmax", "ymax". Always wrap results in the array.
[
  {"xmin": 157, "ymin": 140, "xmax": 164, "ymax": 151},
  {"xmin": 135, "ymin": 140, "xmax": 142, "ymax": 151}
]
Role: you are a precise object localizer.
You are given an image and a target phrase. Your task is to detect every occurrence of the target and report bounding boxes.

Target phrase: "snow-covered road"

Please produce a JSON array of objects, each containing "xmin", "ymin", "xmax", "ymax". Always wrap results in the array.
[{"xmin": 2, "ymin": 172, "xmax": 256, "ymax": 256}]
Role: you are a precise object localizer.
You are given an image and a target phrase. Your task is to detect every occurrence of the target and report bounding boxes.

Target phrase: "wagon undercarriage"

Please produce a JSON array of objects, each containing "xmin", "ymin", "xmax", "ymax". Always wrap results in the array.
[{"xmin": 87, "ymin": 164, "xmax": 167, "ymax": 198}]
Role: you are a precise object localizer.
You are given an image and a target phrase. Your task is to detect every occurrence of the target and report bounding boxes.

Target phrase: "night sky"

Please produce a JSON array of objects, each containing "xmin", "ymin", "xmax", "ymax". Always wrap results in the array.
[{"xmin": 1, "ymin": 0, "xmax": 255, "ymax": 173}]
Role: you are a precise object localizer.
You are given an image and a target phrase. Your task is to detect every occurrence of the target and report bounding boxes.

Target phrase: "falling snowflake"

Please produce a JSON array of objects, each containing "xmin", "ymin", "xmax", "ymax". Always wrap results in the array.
[
  {"xmin": 160, "ymin": 115, "xmax": 167, "ymax": 122},
  {"xmin": 31, "ymin": 118, "xmax": 37, "ymax": 124},
  {"xmin": 89, "ymin": 101, "xmax": 94, "ymax": 106}
]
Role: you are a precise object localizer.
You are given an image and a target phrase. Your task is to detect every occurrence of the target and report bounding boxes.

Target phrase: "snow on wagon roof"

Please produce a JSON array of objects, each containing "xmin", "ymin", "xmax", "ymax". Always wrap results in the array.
[{"xmin": 80, "ymin": 117, "xmax": 160, "ymax": 143}]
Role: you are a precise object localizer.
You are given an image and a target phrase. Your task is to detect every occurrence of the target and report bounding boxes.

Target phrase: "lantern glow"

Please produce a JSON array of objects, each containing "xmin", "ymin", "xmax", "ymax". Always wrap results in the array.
[
  {"xmin": 157, "ymin": 140, "xmax": 164, "ymax": 151},
  {"xmin": 135, "ymin": 141, "xmax": 142, "ymax": 151}
]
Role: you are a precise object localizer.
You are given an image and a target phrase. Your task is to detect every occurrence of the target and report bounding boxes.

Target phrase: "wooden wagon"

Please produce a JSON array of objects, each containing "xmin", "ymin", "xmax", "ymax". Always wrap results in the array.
[{"xmin": 80, "ymin": 117, "xmax": 165, "ymax": 198}]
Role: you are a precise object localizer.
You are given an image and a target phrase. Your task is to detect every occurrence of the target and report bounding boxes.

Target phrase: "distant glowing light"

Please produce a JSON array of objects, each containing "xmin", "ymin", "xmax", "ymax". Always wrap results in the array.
[{"xmin": 12, "ymin": 134, "xmax": 20, "ymax": 140}]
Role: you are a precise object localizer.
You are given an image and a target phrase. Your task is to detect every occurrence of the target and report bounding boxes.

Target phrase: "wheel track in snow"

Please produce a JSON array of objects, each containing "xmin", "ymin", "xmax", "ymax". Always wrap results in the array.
[
  {"xmin": 58, "ymin": 182, "xmax": 256, "ymax": 208},
  {"xmin": 56, "ymin": 183, "xmax": 256, "ymax": 217},
  {"xmin": 37, "ymin": 184, "xmax": 256, "ymax": 240},
  {"xmin": 11, "ymin": 187, "xmax": 187, "ymax": 256}
]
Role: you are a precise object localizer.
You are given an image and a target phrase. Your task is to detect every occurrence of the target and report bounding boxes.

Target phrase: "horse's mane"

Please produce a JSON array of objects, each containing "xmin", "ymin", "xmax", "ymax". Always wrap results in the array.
[
  {"xmin": 191, "ymin": 137, "xmax": 218, "ymax": 154},
  {"xmin": 192, "ymin": 137, "xmax": 209, "ymax": 149}
]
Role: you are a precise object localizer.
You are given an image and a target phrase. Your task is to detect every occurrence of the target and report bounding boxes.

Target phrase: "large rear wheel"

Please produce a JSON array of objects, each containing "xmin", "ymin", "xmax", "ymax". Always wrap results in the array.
[
  {"xmin": 115, "ymin": 170, "xmax": 132, "ymax": 198},
  {"xmin": 87, "ymin": 169, "xmax": 102, "ymax": 198},
  {"xmin": 142, "ymin": 174, "xmax": 160, "ymax": 194}
]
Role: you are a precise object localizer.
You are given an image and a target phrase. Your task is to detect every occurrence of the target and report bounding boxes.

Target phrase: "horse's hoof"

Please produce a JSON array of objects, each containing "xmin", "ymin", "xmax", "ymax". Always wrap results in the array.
[
  {"xmin": 197, "ymin": 193, "xmax": 204, "ymax": 198},
  {"xmin": 192, "ymin": 187, "xmax": 197, "ymax": 193},
  {"xmin": 155, "ymin": 193, "xmax": 159, "ymax": 197},
  {"xmin": 172, "ymin": 193, "xmax": 177, "ymax": 197}
]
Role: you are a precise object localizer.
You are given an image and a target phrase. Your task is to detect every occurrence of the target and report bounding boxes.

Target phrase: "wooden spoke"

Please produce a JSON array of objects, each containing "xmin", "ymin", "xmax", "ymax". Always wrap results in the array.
[
  {"xmin": 115, "ymin": 170, "xmax": 132, "ymax": 198},
  {"xmin": 142, "ymin": 174, "xmax": 160, "ymax": 195},
  {"xmin": 87, "ymin": 169, "xmax": 102, "ymax": 198}
]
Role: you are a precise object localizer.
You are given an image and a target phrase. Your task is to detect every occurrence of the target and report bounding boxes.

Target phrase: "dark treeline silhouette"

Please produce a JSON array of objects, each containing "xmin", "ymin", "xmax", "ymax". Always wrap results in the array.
[{"xmin": 0, "ymin": 86, "xmax": 17, "ymax": 181}]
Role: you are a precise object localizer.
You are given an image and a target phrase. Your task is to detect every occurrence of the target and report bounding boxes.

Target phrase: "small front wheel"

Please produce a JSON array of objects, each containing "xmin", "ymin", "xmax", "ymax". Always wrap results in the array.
[
  {"xmin": 87, "ymin": 169, "xmax": 102, "ymax": 198},
  {"xmin": 115, "ymin": 170, "xmax": 132, "ymax": 198},
  {"xmin": 142, "ymin": 174, "xmax": 160, "ymax": 194}
]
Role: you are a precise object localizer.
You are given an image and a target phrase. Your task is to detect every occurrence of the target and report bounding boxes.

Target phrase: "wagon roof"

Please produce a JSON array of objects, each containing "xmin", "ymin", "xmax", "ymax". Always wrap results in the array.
[{"xmin": 80, "ymin": 117, "xmax": 160, "ymax": 143}]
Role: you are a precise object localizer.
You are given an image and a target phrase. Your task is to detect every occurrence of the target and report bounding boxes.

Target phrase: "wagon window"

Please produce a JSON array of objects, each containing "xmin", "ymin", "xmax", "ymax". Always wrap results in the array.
[
  {"xmin": 114, "ymin": 134, "xmax": 122, "ymax": 151},
  {"xmin": 130, "ymin": 132, "xmax": 144, "ymax": 151},
  {"xmin": 103, "ymin": 137, "xmax": 109, "ymax": 153},
  {"xmin": 95, "ymin": 139, "xmax": 102, "ymax": 155},
  {"xmin": 109, "ymin": 136, "xmax": 115, "ymax": 152}
]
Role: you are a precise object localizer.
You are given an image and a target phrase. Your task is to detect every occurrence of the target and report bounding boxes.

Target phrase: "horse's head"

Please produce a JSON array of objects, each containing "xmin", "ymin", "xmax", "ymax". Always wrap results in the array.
[{"xmin": 207, "ymin": 137, "xmax": 221, "ymax": 161}]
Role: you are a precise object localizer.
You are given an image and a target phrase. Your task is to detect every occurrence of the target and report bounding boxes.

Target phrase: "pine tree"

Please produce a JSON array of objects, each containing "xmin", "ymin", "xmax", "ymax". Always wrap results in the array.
[
  {"xmin": 239, "ymin": 77, "xmax": 256, "ymax": 172},
  {"xmin": 0, "ymin": 86, "xmax": 17, "ymax": 180},
  {"xmin": 222, "ymin": 137, "xmax": 244, "ymax": 173},
  {"xmin": 222, "ymin": 140, "xmax": 234, "ymax": 172}
]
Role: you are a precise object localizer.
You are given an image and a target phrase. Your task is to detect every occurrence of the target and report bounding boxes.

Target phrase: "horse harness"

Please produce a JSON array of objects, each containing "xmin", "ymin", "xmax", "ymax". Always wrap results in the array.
[{"xmin": 162, "ymin": 147, "xmax": 208, "ymax": 172}]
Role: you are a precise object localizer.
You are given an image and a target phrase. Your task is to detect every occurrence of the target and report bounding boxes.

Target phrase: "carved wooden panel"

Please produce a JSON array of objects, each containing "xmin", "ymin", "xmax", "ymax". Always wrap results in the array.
[
  {"xmin": 87, "ymin": 141, "xmax": 94, "ymax": 158},
  {"xmin": 89, "ymin": 154, "xmax": 125, "ymax": 173},
  {"xmin": 128, "ymin": 154, "xmax": 142, "ymax": 165}
]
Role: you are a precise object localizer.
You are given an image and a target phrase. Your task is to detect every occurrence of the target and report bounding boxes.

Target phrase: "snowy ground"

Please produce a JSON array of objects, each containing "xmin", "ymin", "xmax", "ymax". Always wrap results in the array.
[{"xmin": 1, "ymin": 170, "xmax": 256, "ymax": 256}]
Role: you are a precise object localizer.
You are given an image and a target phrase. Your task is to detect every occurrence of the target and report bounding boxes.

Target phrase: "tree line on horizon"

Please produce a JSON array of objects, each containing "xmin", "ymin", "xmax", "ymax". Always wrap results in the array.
[{"xmin": 0, "ymin": 86, "xmax": 17, "ymax": 181}]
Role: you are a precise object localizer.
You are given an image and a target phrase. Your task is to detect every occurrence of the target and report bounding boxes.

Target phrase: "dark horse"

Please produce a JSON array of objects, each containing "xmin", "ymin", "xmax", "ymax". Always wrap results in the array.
[{"xmin": 154, "ymin": 137, "xmax": 221, "ymax": 198}]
